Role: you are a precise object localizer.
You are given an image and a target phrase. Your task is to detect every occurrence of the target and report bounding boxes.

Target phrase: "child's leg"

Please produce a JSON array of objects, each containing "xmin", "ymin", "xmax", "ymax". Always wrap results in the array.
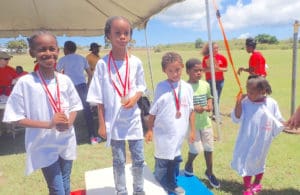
[
  {"xmin": 243, "ymin": 176, "xmax": 252, "ymax": 191},
  {"xmin": 41, "ymin": 158, "xmax": 65, "ymax": 195},
  {"xmin": 201, "ymin": 128, "xmax": 214, "ymax": 175},
  {"xmin": 254, "ymin": 172, "xmax": 264, "ymax": 184},
  {"xmin": 251, "ymin": 172, "xmax": 264, "ymax": 193},
  {"xmin": 154, "ymin": 157, "xmax": 170, "ymax": 191},
  {"xmin": 59, "ymin": 157, "xmax": 73, "ymax": 195},
  {"xmin": 128, "ymin": 139, "xmax": 145, "ymax": 194},
  {"xmin": 204, "ymin": 151, "xmax": 213, "ymax": 174},
  {"xmin": 166, "ymin": 158, "xmax": 179, "ymax": 191},
  {"xmin": 111, "ymin": 139, "xmax": 127, "ymax": 195},
  {"xmin": 174, "ymin": 155, "xmax": 183, "ymax": 177},
  {"xmin": 185, "ymin": 130, "xmax": 201, "ymax": 175}
]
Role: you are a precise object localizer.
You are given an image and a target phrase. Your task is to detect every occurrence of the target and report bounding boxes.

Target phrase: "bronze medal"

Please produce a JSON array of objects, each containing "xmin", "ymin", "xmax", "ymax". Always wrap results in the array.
[{"xmin": 176, "ymin": 111, "xmax": 181, "ymax": 118}]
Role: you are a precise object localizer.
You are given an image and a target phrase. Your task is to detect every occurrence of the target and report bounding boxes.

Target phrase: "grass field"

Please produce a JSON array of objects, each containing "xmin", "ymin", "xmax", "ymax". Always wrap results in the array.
[{"xmin": 0, "ymin": 46, "xmax": 300, "ymax": 195}]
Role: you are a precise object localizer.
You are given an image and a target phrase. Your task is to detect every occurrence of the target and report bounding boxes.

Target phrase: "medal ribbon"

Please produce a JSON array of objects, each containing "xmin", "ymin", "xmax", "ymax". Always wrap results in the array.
[
  {"xmin": 168, "ymin": 80, "xmax": 181, "ymax": 112},
  {"xmin": 37, "ymin": 70, "xmax": 61, "ymax": 113},
  {"xmin": 108, "ymin": 51, "xmax": 130, "ymax": 97}
]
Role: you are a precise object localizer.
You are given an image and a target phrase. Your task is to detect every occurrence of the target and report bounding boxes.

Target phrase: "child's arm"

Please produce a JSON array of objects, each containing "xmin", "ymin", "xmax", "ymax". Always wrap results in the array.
[
  {"xmin": 206, "ymin": 98, "xmax": 213, "ymax": 112},
  {"xmin": 189, "ymin": 111, "xmax": 196, "ymax": 143},
  {"xmin": 234, "ymin": 93, "xmax": 246, "ymax": 119},
  {"xmin": 97, "ymin": 104, "xmax": 106, "ymax": 139},
  {"xmin": 286, "ymin": 105, "xmax": 300, "ymax": 129},
  {"xmin": 123, "ymin": 91, "xmax": 143, "ymax": 109},
  {"xmin": 16, "ymin": 112, "xmax": 69, "ymax": 131},
  {"xmin": 145, "ymin": 114, "xmax": 155, "ymax": 143}
]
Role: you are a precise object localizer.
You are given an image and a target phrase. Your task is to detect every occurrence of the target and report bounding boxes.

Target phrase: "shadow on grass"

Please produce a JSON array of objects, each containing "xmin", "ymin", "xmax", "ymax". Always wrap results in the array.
[
  {"xmin": 203, "ymin": 178, "xmax": 300, "ymax": 195},
  {"xmin": 0, "ymin": 111, "xmax": 100, "ymax": 156}
]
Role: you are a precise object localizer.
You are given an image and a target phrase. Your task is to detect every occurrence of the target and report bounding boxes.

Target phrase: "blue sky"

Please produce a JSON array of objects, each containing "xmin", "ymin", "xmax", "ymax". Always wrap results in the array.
[{"xmin": 1, "ymin": 0, "xmax": 299, "ymax": 47}]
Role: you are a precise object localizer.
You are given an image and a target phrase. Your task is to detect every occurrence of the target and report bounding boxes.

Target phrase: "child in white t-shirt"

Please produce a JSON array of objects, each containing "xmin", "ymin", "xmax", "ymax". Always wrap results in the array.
[
  {"xmin": 231, "ymin": 75, "xmax": 284, "ymax": 195},
  {"xmin": 145, "ymin": 52, "xmax": 195, "ymax": 195},
  {"xmin": 87, "ymin": 16, "xmax": 146, "ymax": 195},
  {"xmin": 2, "ymin": 31, "xmax": 82, "ymax": 194}
]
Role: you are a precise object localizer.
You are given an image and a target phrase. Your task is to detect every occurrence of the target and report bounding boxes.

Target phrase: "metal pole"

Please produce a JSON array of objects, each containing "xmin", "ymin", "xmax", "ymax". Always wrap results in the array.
[
  {"xmin": 144, "ymin": 25, "xmax": 155, "ymax": 98},
  {"xmin": 291, "ymin": 20, "xmax": 299, "ymax": 115},
  {"xmin": 205, "ymin": 0, "xmax": 221, "ymax": 141}
]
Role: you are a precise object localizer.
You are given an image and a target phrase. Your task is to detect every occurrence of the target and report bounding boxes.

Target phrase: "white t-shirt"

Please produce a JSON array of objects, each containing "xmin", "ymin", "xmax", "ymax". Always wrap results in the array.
[
  {"xmin": 87, "ymin": 54, "xmax": 146, "ymax": 145},
  {"xmin": 2, "ymin": 72, "xmax": 83, "ymax": 175},
  {"xmin": 231, "ymin": 96, "xmax": 284, "ymax": 176},
  {"xmin": 150, "ymin": 80, "xmax": 194, "ymax": 160},
  {"xmin": 57, "ymin": 53, "xmax": 89, "ymax": 85}
]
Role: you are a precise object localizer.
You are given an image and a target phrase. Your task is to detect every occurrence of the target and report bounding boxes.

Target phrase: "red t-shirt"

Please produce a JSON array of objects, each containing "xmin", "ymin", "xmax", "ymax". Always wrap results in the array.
[
  {"xmin": 249, "ymin": 51, "xmax": 267, "ymax": 77},
  {"xmin": 202, "ymin": 53, "xmax": 228, "ymax": 81},
  {"xmin": 0, "ymin": 65, "xmax": 18, "ymax": 96}
]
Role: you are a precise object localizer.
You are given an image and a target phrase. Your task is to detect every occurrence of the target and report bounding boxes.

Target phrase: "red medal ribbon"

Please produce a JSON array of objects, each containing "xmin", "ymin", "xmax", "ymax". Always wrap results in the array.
[
  {"xmin": 36, "ymin": 69, "xmax": 61, "ymax": 113},
  {"xmin": 168, "ymin": 80, "xmax": 181, "ymax": 112},
  {"xmin": 107, "ymin": 51, "xmax": 130, "ymax": 97}
]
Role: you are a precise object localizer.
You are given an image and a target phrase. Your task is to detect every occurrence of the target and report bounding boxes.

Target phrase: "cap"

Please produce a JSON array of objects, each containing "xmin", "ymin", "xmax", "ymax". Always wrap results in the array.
[
  {"xmin": 0, "ymin": 51, "xmax": 12, "ymax": 59},
  {"xmin": 245, "ymin": 37, "xmax": 256, "ymax": 47},
  {"xmin": 89, "ymin": 43, "xmax": 101, "ymax": 51}
]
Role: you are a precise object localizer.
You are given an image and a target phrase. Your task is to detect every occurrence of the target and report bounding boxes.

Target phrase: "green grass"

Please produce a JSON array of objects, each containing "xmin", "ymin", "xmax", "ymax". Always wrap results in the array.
[{"xmin": 0, "ymin": 46, "xmax": 300, "ymax": 194}]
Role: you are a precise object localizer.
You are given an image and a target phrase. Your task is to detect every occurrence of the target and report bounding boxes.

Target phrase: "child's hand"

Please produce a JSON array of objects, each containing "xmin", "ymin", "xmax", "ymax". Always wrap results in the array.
[
  {"xmin": 189, "ymin": 130, "xmax": 195, "ymax": 143},
  {"xmin": 145, "ymin": 129, "xmax": 153, "ymax": 144},
  {"xmin": 52, "ymin": 112, "xmax": 69, "ymax": 131},
  {"xmin": 194, "ymin": 105, "xmax": 205, "ymax": 113},
  {"xmin": 123, "ymin": 94, "xmax": 140, "ymax": 109},
  {"xmin": 98, "ymin": 125, "xmax": 107, "ymax": 139}
]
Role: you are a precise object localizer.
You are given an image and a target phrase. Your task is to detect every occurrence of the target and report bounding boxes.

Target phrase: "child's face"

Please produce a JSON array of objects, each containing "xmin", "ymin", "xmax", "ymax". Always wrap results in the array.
[
  {"xmin": 246, "ymin": 83, "xmax": 265, "ymax": 102},
  {"xmin": 187, "ymin": 64, "xmax": 203, "ymax": 83},
  {"xmin": 30, "ymin": 34, "xmax": 59, "ymax": 69},
  {"xmin": 108, "ymin": 19, "xmax": 131, "ymax": 50},
  {"xmin": 163, "ymin": 61, "xmax": 183, "ymax": 82}
]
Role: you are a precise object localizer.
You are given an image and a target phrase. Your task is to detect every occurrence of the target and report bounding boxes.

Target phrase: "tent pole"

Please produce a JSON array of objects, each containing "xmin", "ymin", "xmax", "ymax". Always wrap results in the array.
[
  {"xmin": 144, "ymin": 25, "xmax": 155, "ymax": 98},
  {"xmin": 205, "ymin": 0, "xmax": 221, "ymax": 141}
]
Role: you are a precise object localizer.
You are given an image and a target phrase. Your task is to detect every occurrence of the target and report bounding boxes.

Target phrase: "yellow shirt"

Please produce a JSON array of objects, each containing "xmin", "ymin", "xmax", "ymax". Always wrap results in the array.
[{"xmin": 86, "ymin": 53, "xmax": 100, "ymax": 72}]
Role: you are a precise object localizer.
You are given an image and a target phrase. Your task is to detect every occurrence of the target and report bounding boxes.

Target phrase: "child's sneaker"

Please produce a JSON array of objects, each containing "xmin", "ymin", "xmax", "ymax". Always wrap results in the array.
[
  {"xmin": 184, "ymin": 163, "xmax": 194, "ymax": 176},
  {"xmin": 243, "ymin": 189, "xmax": 253, "ymax": 195},
  {"xmin": 169, "ymin": 186, "xmax": 185, "ymax": 195},
  {"xmin": 251, "ymin": 183, "xmax": 262, "ymax": 193},
  {"xmin": 90, "ymin": 137, "xmax": 98, "ymax": 145},
  {"xmin": 205, "ymin": 170, "xmax": 220, "ymax": 188}
]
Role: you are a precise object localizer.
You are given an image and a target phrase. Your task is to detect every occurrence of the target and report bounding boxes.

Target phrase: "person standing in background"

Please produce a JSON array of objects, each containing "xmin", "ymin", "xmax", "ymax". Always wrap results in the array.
[
  {"xmin": 86, "ymin": 42, "xmax": 101, "ymax": 74},
  {"xmin": 201, "ymin": 42, "xmax": 228, "ymax": 118},
  {"xmin": 238, "ymin": 37, "xmax": 267, "ymax": 77},
  {"xmin": 57, "ymin": 41, "xmax": 100, "ymax": 145},
  {"xmin": 0, "ymin": 51, "xmax": 17, "ymax": 96}
]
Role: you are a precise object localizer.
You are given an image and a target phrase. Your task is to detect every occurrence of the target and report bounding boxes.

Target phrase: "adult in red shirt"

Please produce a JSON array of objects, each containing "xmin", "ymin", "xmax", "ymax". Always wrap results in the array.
[
  {"xmin": 0, "ymin": 51, "xmax": 18, "ymax": 96},
  {"xmin": 202, "ymin": 42, "xmax": 228, "ymax": 104},
  {"xmin": 238, "ymin": 37, "xmax": 267, "ymax": 77}
]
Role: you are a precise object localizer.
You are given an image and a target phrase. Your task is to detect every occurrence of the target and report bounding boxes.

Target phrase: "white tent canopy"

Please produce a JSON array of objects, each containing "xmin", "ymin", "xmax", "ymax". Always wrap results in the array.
[{"xmin": 0, "ymin": 0, "xmax": 184, "ymax": 38}]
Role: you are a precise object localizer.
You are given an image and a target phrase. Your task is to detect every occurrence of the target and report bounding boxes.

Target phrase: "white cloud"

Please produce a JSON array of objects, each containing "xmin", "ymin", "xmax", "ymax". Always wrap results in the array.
[
  {"xmin": 155, "ymin": 0, "xmax": 300, "ymax": 32},
  {"xmin": 238, "ymin": 33, "xmax": 251, "ymax": 39}
]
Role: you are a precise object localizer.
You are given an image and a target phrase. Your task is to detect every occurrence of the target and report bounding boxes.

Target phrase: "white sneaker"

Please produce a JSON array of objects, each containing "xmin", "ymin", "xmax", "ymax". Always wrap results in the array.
[{"xmin": 90, "ymin": 137, "xmax": 98, "ymax": 145}]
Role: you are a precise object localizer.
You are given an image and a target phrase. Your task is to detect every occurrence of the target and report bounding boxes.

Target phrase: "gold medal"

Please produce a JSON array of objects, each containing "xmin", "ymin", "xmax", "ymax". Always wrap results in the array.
[{"xmin": 176, "ymin": 111, "xmax": 181, "ymax": 118}]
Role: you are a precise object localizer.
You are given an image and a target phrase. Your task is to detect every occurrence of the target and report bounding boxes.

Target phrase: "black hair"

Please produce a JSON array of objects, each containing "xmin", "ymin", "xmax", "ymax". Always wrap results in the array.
[
  {"xmin": 247, "ymin": 75, "xmax": 272, "ymax": 94},
  {"xmin": 64, "ymin": 41, "xmax": 77, "ymax": 53},
  {"xmin": 104, "ymin": 16, "xmax": 133, "ymax": 40},
  {"xmin": 161, "ymin": 52, "xmax": 183, "ymax": 70},
  {"xmin": 246, "ymin": 37, "xmax": 256, "ymax": 49},
  {"xmin": 27, "ymin": 30, "xmax": 57, "ymax": 49},
  {"xmin": 185, "ymin": 58, "xmax": 201, "ymax": 70}
]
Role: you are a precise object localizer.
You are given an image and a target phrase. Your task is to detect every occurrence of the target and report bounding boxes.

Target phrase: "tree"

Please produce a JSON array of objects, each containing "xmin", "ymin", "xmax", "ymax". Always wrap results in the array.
[
  {"xmin": 255, "ymin": 34, "xmax": 278, "ymax": 44},
  {"xmin": 6, "ymin": 39, "xmax": 28, "ymax": 53},
  {"xmin": 195, "ymin": 38, "xmax": 204, "ymax": 48}
]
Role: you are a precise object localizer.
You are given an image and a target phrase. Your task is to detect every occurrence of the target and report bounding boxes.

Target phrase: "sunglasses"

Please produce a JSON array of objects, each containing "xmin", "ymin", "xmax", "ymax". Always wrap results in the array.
[{"xmin": 1, "ymin": 58, "xmax": 10, "ymax": 60}]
